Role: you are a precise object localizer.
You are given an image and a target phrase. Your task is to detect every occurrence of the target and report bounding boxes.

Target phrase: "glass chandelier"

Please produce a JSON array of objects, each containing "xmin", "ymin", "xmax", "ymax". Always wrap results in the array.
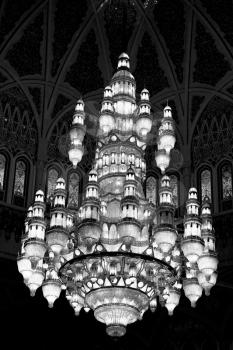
[{"xmin": 17, "ymin": 53, "xmax": 218, "ymax": 337}]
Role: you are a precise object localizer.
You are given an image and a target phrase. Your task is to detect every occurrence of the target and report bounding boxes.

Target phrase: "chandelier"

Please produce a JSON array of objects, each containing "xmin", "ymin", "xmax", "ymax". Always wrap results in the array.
[{"xmin": 17, "ymin": 53, "xmax": 218, "ymax": 337}]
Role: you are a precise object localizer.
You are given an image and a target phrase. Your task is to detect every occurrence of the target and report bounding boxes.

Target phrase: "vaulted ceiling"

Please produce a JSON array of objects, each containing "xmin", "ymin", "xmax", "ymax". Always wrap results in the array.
[
  {"xmin": 1, "ymin": 2, "xmax": 233, "ymax": 347},
  {"xmin": 0, "ymin": 0, "xmax": 233, "ymax": 158}
]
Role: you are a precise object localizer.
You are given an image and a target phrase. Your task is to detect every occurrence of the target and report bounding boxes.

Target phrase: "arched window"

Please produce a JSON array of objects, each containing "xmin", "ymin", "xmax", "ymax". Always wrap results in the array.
[
  {"xmin": 68, "ymin": 172, "xmax": 80, "ymax": 207},
  {"xmin": 219, "ymin": 163, "xmax": 233, "ymax": 211},
  {"xmin": 221, "ymin": 164, "xmax": 232, "ymax": 199},
  {"xmin": 0, "ymin": 154, "xmax": 6, "ymax": 190},
  {"xmin": 46, "ymin": 168, "xmax": 59, "ymax": 199},
  {"xmin": 170, "ymin": 174, "xmax": 178, "ymax": 208},
  {"xmin": 200, "ymin": 169, "xmax": 212, "ymax": 202},
  {"xmin": 0, "ymin": 154, "xmax": 7, "ymax": 201},
  {"xmin": 13, "ymin": 160, "xmax": 27, "ymax": 206},
  {"xmin": 146, "ymin": 176, "xmax": 157, "ymax": 205}
]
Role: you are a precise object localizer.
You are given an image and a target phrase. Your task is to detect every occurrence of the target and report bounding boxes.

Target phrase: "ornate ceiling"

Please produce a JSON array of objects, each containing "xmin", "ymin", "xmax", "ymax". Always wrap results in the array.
[
  {"xmin": 1, "ymin": 2, "xmax": 233, "ymax": 347},
  {"xmin": 1, "ymin": 0, "xmax": 233, "ymax": 165}
]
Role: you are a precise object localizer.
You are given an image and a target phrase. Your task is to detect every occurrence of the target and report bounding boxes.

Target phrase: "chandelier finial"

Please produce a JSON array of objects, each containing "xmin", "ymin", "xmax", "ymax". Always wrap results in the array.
[{"xmin": 117, "ymin": 52, "xmax": 130, "ymax": 70}]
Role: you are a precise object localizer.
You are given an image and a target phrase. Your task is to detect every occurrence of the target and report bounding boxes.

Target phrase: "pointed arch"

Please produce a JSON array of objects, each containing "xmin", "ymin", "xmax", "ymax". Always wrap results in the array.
[
  {"xmin": 67, "ymin": 171, "xmax": 80, "ymax": 208},
  {"xmin": 46, "ymin": 166, "xmax": 61, "ymax": 200},
  {"xmin": 197, "ymin": 165, "xmax": 213, "ymax": 203},
  {"xmin": 169, "ymin": 174, "xmax": 179, "ymax": 208},
  {"xmin": 0, "ymin": 101, "xmax": 38, "ymax": 159},
  {"xmin": 12, "ymin": 157, "xmax": 30, "ymax": 207},
  {"xmin": 0, "ymin": 150, "xmax": 10, "ymax": 201},
  {"xmin": 218, "ymin": 161, "xmax": 233, "ymax": 211},
  {"xmin": 146, "ymin": 176, "xmax": 157, "ymax": 205}
]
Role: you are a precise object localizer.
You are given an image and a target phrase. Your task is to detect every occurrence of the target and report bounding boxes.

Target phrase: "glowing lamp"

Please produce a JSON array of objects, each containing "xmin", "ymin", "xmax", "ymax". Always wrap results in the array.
[
  {"xmin": 46, "ymin": 228, "xmax": 69, "ymax": 254},
  {"xmin": 135, "ymin": 115, "xmax": 152, "ymax": 137},
  {"xmin": 149, "ymin": 297, "xmax": 157, "ymax": 312},
  {"xmin": 27, "ymin": 268, "xmax": 45, "ymax": 296},
  {"xmin": 165, "ymin": 288, "xmax": 180, "ymax": 315},
  {"xmin": 183, "ymin": 278, "xmax": 202, "ymax": 307},
  {"xmin": 24, "ymin": 238, "xmax": 47, "ymax": 260},
  {"xmin": 42, "ymin": 279, "xmax": 62, "ymax": 308},
  {"xmin": 197, "ymin": 272, "xmax": 217, "ymax": 296},
  {"xmin": 68, "ymin": 144, "xmax": 84, "ymax": 168},
  {"xmin": 99, "ymin": 113, "xmax": 115, "ymax": 134},
  {"xmin": 155, "ymin": 149, "xmax": 170, "ymax": 174},
  {"xmin": 158, "ymin": 129, "xmax": 176, "ymax": 154},
  {"xmin": 69, "ymin": 124, "xmax": 86, "ymax": 143},
  {"xmin": 197, "ymin": 251, "xmax": 218, "ymax": 276},
  {"xmin": 153, "ymin": 227, "xmax": 177, "ymax": 253},
  {"xmin": 181, "ymin": 236, "xmax": 204, "ymax": 263},
  {"xmin": 17, "ymin": 255, "xmax": 32, "ymax": 281}
]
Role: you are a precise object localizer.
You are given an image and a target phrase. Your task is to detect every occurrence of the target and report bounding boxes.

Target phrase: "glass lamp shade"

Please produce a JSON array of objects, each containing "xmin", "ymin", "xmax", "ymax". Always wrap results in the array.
[
  {"xmin": 181, "ymin": 237, "xmax": 204, "ymax": 263},
  {"xmin": 17, "ymin": 255, "xmax": 32, "ymax": 281},
  {"xmin": 155, "ymin": 149, "xmax": 170, "ymax": 174},
  {"xmin": 153, "ymin": 227, "xmax": 177, "ymax": 253},
  {"xmin": 149, "ymin": 297, "xmax": 157, "ymax": 312},
  {"xmin": 183, "ymin": 278, "xmax": 202, "ymax": 307},
  {"xmin": 24, "ymin": 238, "xmax": 47, "ymax": 260},
  {"xmin": 46, "ymin": 228, "xmax": 69, "ymax": 254},
  {"xmin": 165, "ymin": 289, "xmax": 181, "ymax": 315},
  {"xmin": 27, "ymin": 268, "xmax": 45, "ymax": 296},
  {"xmin": 68, "ymin": 145, "xmax": 84, "ymax": 168},
  {"xmin": 99, "ymin": 113, "xmax": 115, "ymax": 133},
  {"xmin": 135, "ymin": 116, "xmax": 152, "ymax": 137},
  {"xmin": 78, "ymin": 221, "xmax": 102, "ymax": 247},
  {"xmin": 73, "ymin": 304, "xmax": 83, "ymax": 316},
  {"xmin": 117, "ymin": 219, "xmax": 141, "ymax": 243},
  {"xmin": 69, "ymin": 124, "xmax": 86, "ymax": 143},
  {"xmin": 197, "ymin": 272, "xmax": 217, "ymax": 296},
  {"xmin": 42, "ymin": 279, "xmax": 62, "ymax": 308},
  {"xmin": 197, "ymin": 252, "xmax": 218, "ymax": 276},
  {"xmin": 158, "ymin": 131, "xmax": 176, "ymax": 154}
]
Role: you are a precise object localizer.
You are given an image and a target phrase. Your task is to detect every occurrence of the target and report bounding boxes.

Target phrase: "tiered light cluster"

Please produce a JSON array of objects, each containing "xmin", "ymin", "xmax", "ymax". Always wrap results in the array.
[{"xmin": 17, "ymin": 53, "xmax": 218, "ymax": 337}]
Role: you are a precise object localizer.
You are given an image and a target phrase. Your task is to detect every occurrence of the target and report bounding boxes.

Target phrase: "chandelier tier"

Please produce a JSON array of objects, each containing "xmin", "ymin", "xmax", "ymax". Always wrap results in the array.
[{"xmin": 17, "ymin": 53, "xmax": 218, "ymax": 337}]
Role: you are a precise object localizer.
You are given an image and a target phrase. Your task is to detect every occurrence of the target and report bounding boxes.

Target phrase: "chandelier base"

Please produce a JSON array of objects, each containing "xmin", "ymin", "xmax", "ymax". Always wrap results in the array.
[{"xmin": 106, "ymin": 324, "xmax": 126, "ymax": 337}]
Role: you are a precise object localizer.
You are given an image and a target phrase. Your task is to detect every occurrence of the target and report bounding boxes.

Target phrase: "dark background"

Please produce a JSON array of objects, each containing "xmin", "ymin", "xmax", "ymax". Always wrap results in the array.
[{"xmin": 0, "ymin": 0, "xmax": 233, "ymax": 349}]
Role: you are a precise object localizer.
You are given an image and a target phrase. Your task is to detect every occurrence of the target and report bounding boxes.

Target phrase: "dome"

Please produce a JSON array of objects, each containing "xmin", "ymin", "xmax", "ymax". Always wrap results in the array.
[
  {"xmin": 57, "ymin": 177, "xmax": 65, "ymax": 184},
  {"xmin": 77, "ymin": 98, "xmax": 84, "ymax": 105},
  {"xmin": 141, "ymin": 88, "xmax": 149, "ymax": 94},
  {"xmin": 118, "ymin": 52, "xmax": 129, "ymax": 60},
  {"xmin": 161, "ymin": 175, "xmax": 170, "ymax": 182},
  {"xmin": 112, "ymin": 69, "xmax": 135, "ymax": 81},
  {"xmin": 189, "ymin": 187, "xmax": 197, "ymax": 193},
  {"xmin": 89, "ymin": 169, "xmax": 98, "ymax": 175},
  {"xmin": 36, "ymin": 190, "xmax": 44, "ymax": 196},
  {"xmin": 164, "ymin": 105, "xmax": 172, "ymax": 111}
]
